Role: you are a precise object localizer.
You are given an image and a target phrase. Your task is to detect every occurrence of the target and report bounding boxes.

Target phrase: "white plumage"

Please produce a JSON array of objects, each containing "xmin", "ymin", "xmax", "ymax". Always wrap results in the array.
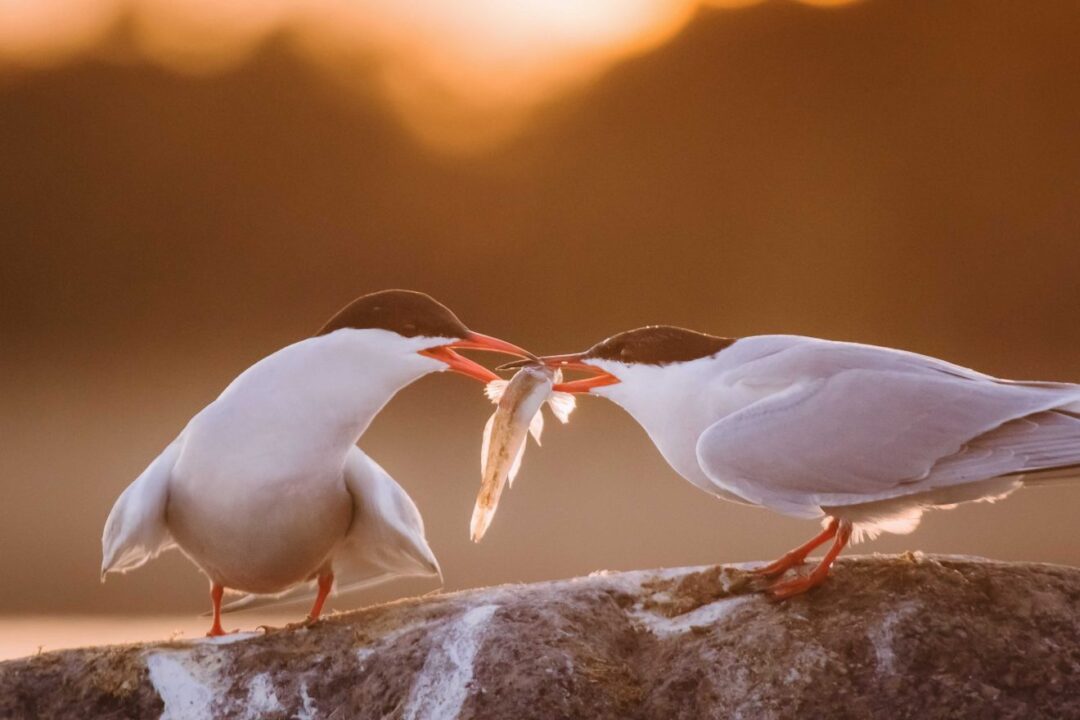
[
  {"xmin": 591, "ymin": 336, "xmax": 1080, "ymax": 528},
  {"xmin": 102, "ymin": 330, "xmax": 445, "ymax": 626},
  {"xmin": 545, "ymin": 332, "xmax": 1080, "ymax": 597},
  {"xmin": 101, "ymin": 290, "xmax": 531, "ymax": 633}
]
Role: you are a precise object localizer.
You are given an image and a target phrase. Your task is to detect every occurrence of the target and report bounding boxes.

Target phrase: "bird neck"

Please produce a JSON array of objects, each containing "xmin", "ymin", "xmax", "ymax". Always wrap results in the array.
[
  {"xmin": 215, "ymin": 330, "xmax": 446, "ymax": 451},
  {"xmin": 591, "ymin": 359, "xmax": 721, "ymax": 488}
]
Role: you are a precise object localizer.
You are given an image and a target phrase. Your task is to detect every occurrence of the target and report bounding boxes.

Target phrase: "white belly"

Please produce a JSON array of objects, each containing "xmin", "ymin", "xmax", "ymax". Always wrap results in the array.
[{"xmin": 166, "ymin": 468, "xmax": 353, "ymax": 594}]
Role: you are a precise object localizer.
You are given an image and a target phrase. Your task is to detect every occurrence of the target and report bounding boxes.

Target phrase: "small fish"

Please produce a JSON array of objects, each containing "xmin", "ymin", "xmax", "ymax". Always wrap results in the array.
[{"xmin": 470, "ymin": 364, "xmax": 575, "ymax": 542}]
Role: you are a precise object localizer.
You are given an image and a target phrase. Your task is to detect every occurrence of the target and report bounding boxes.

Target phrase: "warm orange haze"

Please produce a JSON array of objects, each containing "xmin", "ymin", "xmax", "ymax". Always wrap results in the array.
[
  {"xmin": 0, "ymin": 0, "xmax": 859, "ymax": 150},
  {"xmin": 2, "ymin": 0, "xmax": 1080, "ymax": 659}
]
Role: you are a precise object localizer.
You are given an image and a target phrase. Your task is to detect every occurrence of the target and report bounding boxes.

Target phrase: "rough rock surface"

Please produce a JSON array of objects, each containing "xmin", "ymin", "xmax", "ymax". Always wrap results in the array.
[{"xmin": 2, "ymin": 554, "xmax": 1079, "ymax": 719}]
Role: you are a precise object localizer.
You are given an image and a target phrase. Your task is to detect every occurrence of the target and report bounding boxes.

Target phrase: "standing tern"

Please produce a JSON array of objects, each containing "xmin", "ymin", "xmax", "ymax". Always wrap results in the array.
[
  {"xmin": 102, "ymin": 289, "xmax": 531, "ymax": 635},
  {"xmin": 512, "ymin": 328, "xmax": 1080, "ymax": 598}
]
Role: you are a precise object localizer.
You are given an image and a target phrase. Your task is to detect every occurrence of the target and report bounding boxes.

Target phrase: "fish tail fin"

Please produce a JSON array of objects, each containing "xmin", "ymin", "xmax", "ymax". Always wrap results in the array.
[
  {"xmin": 470, "ymin": 501, "xmax": 494, "ymax": 543},
  {"xmin": 528, "ymin": 410, "xmax": 544, "ymax": 446},
  {"xmin": 547, "ymin": 392, "xmax": 576, "ymax": 424},
  {"xmin": 484, "ymin": 379, "xmax": 510, "ymax": 403}
]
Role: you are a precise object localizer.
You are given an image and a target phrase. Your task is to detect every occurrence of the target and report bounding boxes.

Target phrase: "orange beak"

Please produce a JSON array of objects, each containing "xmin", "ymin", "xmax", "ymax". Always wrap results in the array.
[
  {"xmin": 421, "ymin": 332, "xmax": 535, "ymax": 383},
  {"xmin": 501, "ymin": 352, "xmax": 620, "ymax": 393},
  {"xmin": 450, "ymin": 332, "xmax": 535, "ymax": 359}
]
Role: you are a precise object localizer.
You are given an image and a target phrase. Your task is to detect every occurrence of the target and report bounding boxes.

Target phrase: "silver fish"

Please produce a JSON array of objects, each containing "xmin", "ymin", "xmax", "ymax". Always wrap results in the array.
[{"xmin": 470, "ymin": 364, "xmax": 575, "ymax": 542}]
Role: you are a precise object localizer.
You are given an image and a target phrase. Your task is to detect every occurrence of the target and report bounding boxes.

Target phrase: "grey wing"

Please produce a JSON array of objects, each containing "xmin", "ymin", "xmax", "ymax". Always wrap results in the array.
[
  {"xmin": 223, "ymin": 446, "xmax": 440, "ymax": 613},
  {"xmin": 696, "ymin": 367, "xmax": 1080, "ymax": 518},
  {"xmin": 101, "ymin": 440, "xmax": 180, "ymax": 578}
]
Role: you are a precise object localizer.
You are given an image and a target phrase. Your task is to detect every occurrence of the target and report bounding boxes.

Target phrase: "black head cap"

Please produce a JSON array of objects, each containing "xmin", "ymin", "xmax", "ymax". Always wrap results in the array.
[
  {"xmin": 581, "ymin": 325, "xmax": 736, "ymax": 365},
  {"xmin": 316, "ymin": 290, "xmax": 470, "ymax": 340}
]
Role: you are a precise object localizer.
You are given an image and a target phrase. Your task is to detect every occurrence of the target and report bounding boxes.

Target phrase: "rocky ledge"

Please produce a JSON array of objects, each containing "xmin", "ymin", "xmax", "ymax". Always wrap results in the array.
[{"xmin": 2, "ymin": 554, "xmax": 1079, "ymax": 719}]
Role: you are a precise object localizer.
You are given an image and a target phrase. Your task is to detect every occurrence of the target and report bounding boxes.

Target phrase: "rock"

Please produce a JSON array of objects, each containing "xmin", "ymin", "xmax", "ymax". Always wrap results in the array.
[{"xmin": 2, "ymin": 554, "xmax": 1079, "ymax": 719}]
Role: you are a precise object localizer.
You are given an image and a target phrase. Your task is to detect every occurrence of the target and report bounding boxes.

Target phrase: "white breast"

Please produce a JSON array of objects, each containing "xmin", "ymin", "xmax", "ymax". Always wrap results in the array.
[{"xmin": 165, "ymin": 331, "xmax": 443, "ymax": 592}]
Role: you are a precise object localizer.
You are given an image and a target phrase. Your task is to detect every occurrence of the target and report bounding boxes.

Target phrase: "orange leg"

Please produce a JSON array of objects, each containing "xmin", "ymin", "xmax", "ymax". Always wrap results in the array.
[
  {"xmin": 753, "ymin": 518, "xmax": 840, "ymax": 578},
  {"xmin": 768, "ymin": 519, "xmax": 853, "ymax": 600},
  {"xmin": 207, "ymin": 583, "xmax": 228, "ymax": 637},
  {"xmin": 306, "ymin": 573, "xmax": 334, "ymax": 622}
]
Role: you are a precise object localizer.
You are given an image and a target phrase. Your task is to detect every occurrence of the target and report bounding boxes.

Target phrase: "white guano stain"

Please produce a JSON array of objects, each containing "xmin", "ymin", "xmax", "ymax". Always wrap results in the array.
[
  {"xmin": 869, "ymin": 601, "xmax": 920, "ymax": 674},
  {"xmin": 631, "ymin": 595, "xmax": 755, "ymax": 637},
  {"xmin": 356, "ymin": 619, "xmax": 435, "ymax": 666},
  {"xmin": 147, "ymin": 648, "xmax": 307, "ymax": 719},
  {"xmin": 243, "ymin": 673, "xmax": 284, "ymax": 718},
  {"xmin": 403, "ymin": 604, "xmax": 499, "ymax": 720},
  {"xmin": 295, "ymin": 681, "xmax": 318, "ymax": 720},
  {"xmin": 145, "ymin": 651, "xmax": 220, "ymax": 720},
  {"xmin": 193, "ymin": 631, "xmax": 259, "ymax": 646}
]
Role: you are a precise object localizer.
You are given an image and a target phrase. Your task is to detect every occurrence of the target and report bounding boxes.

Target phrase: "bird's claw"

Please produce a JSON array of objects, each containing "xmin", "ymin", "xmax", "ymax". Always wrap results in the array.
[
  {"xmin": 259, "ymin": 616, "xmax": 320, "ymax": 635},
  {"xmin": 206, "ymin": 627, "xmax": 238, "ymax": 638},
  {"xmin": 766, "ymin": 571, "xmax": 829, "ymax": 601}
]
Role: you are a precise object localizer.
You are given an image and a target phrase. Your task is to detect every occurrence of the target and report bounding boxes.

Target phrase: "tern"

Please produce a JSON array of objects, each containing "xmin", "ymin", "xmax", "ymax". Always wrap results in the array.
[
  {"xmin": 511, "ymin": 328, "xmax": 1080, "ymax": 598},
  {"xmin": 102, "ymin": 290, "xmax": 531, "ymax": 635}
]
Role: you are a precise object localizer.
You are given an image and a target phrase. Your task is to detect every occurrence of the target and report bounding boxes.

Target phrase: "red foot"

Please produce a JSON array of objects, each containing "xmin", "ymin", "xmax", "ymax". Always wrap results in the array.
[
  {"xmin": 306, "ymin": 573, "xmax": 334, "ymax": 623},
  {"xmin": 768, "ymin": 568, "xmax": 832, "ymax": 600},
  {"xmin": 753, "ymin": 519, "xmax": 840, "ymax": 578},
  {"xmin": 206, "ymin": 583, "xmax": 233, "ymax": 637},
  {"xmin": 206, "ymin": 573, "xmax": 335, "ymax": 636},
  {"xmin": 767, "ymin": 519, "xmax": 852, "ymax": 601}
]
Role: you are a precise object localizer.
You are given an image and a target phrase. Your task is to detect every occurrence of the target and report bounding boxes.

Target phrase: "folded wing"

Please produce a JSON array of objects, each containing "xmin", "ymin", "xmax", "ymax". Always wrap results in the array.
[
  {"xmin": 223, "ymin": 446, "xmax": 439, "ymax": 613},
  {"xmin": 101, "ymin": 440, "xmax": 180, "ymax": 579},
  {"xmin": 697, "ymin": 358, "xmax": 1080, "ymax": 518}
]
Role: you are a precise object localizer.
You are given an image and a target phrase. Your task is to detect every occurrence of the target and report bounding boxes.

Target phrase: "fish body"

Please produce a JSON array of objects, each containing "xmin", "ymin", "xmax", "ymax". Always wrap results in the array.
[{"xmin": 470, "ymin": 364, "xmax": 575, "ymax": 541}]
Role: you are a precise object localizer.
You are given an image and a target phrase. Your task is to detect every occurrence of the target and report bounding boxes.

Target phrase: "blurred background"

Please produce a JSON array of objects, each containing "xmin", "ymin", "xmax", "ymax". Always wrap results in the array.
[{"xmin": 2, "ymin": 0, "xmax": 1079, "ymax": 659}]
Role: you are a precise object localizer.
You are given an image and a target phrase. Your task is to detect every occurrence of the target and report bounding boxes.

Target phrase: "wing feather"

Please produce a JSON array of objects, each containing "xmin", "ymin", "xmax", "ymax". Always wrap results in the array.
[
  {"xmin": 223, "ymin": 447, "xmax": 439, "ymax": 613},
  {"xmin": 101, "ymin": 440, "xmax": 180, "ymax": 578},
  {"xmin": 697, "ymin": 366, "xmax": 1080, "ymax": 516}
]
